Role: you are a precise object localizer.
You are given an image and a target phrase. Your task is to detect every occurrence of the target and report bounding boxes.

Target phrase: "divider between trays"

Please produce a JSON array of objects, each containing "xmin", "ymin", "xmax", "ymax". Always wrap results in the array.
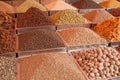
[{"xmin": 17, "ymin": 47, "xmax": 67, "ymax": 58}]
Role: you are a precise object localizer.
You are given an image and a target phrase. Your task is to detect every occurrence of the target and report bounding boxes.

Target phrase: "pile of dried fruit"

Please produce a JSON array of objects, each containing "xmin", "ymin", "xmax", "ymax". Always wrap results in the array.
[
  {"xmin": 0, "ymin": 11, "xmax": 15, "ymax": 30},
  {"xmin": 0, "ymin": 28, "xmax": 17, "ymax": 54},
  {"xmin": 93, "ymin": 17, "xmax": 120, "ymax": 42},
  {"xmin": 57, "ymin": 27, "xmax": 107, "ymax": 46},
  {"xmin": 50, "ymin": 9, "xmax": 87, "ymax": 25},
  {"xmin": 72, "ymin": 47, "xmax": 120, "ymax": 79}
]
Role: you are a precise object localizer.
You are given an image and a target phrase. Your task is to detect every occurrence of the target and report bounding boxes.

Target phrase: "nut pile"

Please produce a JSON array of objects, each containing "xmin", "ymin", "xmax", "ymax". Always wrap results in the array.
[
  {"xmin": 93, "ymin": 17, "xmax": 120, "ymax": 42},
  {"xmin": 0, "ymin": 56, "xmax": 16, "ymax": 80},
  {"xmin": 0, "ymin": 28, "xmax": 17, "ymax": 54},
  {"xmin": 0, "ymin": 11, "xmax": 15, "ymax": 30},
  {"xmin": 18, "ymin": 29, "xmax": 65, "ymax": 51},
  {"xmin": 72, "ymin": 47, "xmax": 120, "ymax": 79},
  {"xmin": 50, "ymin": 9, "xmax": 86, "ymax": 25},
  {"xmin": 57, "ymin": 27, "xmax": 107, "ymax": 46}
]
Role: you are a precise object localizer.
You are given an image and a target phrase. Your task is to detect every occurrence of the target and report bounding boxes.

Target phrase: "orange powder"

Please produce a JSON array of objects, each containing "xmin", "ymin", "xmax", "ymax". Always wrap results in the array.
[
  {"xmin": 83, "ymin": 9, "xmax": 114, "ymax": 23},
  {"xmin": 93, "ymin": 17, "xmax": 120, "ymax": 42},
  {"xmin": 0, "ymin": 1, "xmax": 14, "ymax": 13},
  {"xmin": 99, "ymin": 0, "xmax": 120, "ymax": 8},
  {"xmin": 45, "ymin": 0, "xmax": 77, "ymax": 10},
  {"xmin": 57, "ymin": 27, "xmax": 107, "ymax": 46}
]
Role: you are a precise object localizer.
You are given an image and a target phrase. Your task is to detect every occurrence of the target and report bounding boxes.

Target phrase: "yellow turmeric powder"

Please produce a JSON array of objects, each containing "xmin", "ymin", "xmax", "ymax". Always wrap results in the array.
[{"xmin": 93, "ymin": 17, "xmax": 120, "ymax": 42}]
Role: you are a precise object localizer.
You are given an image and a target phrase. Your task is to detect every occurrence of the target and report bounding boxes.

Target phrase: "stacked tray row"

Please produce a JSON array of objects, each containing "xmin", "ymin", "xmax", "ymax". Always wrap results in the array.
[{"xmin": 0, "ymin": 0, "xmax": 120, "ymax": 80}]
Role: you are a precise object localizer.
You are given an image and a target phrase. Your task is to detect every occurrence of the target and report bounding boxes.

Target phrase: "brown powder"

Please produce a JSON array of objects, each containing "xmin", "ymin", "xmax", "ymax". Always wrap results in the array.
[
  {"xmin": 99, "ymin": 0, "xmax": 120, "ymax": 8},
  {"xmin": 71, "ymin": 0, "xmax": 103, "ymax": 9},
  {"xmin": 50, "ymin": 9, "xmax": 87, "ymax": 25},
  {"xmin": 0, "ymin": 11, "xmax": 16, "ymax": 30},
  {"xmin": 0, "ymin": 28, "xmax": 17, "ymax": 54},
  {"xmin": 45, "ymin": 0, "xmax": 77, "ymax": 10},
  {"xmin": 0, "ymin": 56, "xmax": 16, "ymax": 80},
  {"xmin": 0, "ymin": 1, "xmax": 15, "ymax": 13},
  {"xmin": 17, "ymin": 7, "xmax": 55, "ymax": 28},
  {"xmin": 19, "ymin": 53, "xmax": 87, "ymax": 80},
  {"xmin": 18, "ymin": 29, "xmax": 65, "ymax": 51},
  {"xmin": 83, "ymin": 9, "xmax": 114, "ymax": 23},
  {"xmin": 72, "ymin": 47, "xmax": 120, "ymax": 79},
  {"xmin": 108, "ymin": 8, "xmax": 120, "ymax": 17},
  {"xmin": 93, "ymin": 17, "xmax": 120, "ymax": 42},
  {"xmin": 57, "ymin": 27, "xmax": 107, "ymax": 46},
  {"xmin": 16, "ymin": 0, "xmax": 46, "ymax": 13}
]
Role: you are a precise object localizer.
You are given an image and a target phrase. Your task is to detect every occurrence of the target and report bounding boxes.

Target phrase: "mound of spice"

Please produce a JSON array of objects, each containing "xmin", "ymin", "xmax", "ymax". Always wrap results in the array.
[
  {"xmin": 0, "ymin": 28, "xmax": 17, "ymax": 54},
  {"xmin": 16, "ymin": 0, "xmax": 46, "ymax": 13},
  {"xmin": 99, "ymin": 0, "xmax": 120, "ymax": 8},
  {"xmin": 45, "ymin": 0, "xmax": 77, "ymax": 10},
  {"xmin": 0, "ymin": 11, "xmax": 15, "ymax": 30},
  {"xmin": 57, "ymin": 27, "xmax": 107, "ymax": 46},
  {"xmin": 108, "ymin": 8, "xmax": 120, "ymax": 17},
  {"xmin": 17, "ymin": 7, "xmax": 54, "ymax": 28},
  {"xmin": 18, "ymin": 29, "xmax": 65, "ymax": 51},
  {"xmin": 72, "ymin": 47, "xmax": 120, "ymax": 79},
  {"xmin": 71, "ymin": 0, "xmax": 103, "ymax": 9},
  {"xmin": 0, "ymin": 1, "xmax": 14, "ymax": 13},
  {"xmin": 93, "ymin": 17, "xmax": 120, "ymax": 42},
  {"xmin": 19, "ymin": 52, "xmax": 88, "ymax": 80},
  {"xmin": 83, "ymin": 9, "xmax": 114, "ymax": 23},
  {"xmin": 0, "ymin": 56, "xmax": 16, "ymax": 80},
  {"xmin": 50, "ymin": 9, "xmax": 87, "ymax": 25}
]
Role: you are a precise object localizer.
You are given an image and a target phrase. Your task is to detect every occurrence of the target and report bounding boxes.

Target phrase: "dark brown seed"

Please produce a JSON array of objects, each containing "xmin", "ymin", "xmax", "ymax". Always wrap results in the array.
[
  {"xmin": 18, "ymin": 29, "xmax": 65, "ymax": 51},
  {"xmin": 17, "ymin": 7, "xmax": 55, "ymax": 28}
]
